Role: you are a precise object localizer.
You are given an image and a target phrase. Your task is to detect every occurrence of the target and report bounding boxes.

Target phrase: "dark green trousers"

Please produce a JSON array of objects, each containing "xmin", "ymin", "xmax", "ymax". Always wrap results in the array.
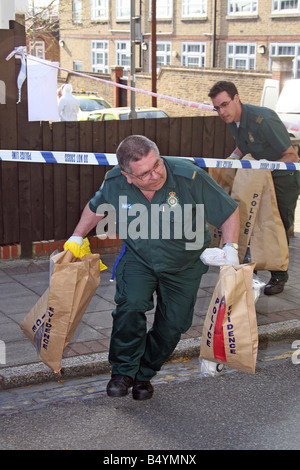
[
  {"xmin": 271, "ymin": 171, "xmax": 300, "ymax": 279},
  {"xmin": 109, "ymin": 250, "xmax": 205, "ymax": 381}
]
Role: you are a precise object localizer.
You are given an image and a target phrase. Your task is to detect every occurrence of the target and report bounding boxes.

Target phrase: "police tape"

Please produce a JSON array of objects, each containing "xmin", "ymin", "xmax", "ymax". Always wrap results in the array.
[
  {"xmin": 1, "ymin": 149, "xmax": 300, "ymax": 170},
  {"xmin": 7, "ymin": 51, "xmax": 300, "ymax": 134}
]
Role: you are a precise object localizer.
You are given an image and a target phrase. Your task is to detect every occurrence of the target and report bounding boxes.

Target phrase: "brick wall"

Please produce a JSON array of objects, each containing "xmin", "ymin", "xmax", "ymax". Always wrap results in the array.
[{"xmin": 67, "ymin": 65, "xmax": 271, "ymax": 118}]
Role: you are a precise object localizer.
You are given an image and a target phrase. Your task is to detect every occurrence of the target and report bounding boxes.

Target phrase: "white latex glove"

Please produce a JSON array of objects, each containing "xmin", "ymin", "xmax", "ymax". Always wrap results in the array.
[
  {"xmin": 228, "ymin": 152, "xmax": 240, "ymax": 160},
  {"xmin": 200, "ymin": 246, "xmax": 239, "ymax": 266},
  {"xmin": 64, "ymin": 236, "xmax": 83, "ymax": 258}
]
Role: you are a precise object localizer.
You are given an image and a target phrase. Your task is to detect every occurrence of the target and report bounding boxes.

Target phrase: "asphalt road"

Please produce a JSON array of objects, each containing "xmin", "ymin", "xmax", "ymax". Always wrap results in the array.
[{"xmin": 1, "ymin": 344, "xmax": 300, "ymax": 452}]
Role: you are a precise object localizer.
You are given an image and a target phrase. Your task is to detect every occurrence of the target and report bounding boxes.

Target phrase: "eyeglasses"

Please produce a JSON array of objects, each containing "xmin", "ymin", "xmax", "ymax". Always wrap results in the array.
[
  {"xmin": 128, "ymin": 158, "xmax": 164, "ymax": 181},
  {"xmin": 213, "ymin": 99, "xmax": 233, "ymax": 113}
]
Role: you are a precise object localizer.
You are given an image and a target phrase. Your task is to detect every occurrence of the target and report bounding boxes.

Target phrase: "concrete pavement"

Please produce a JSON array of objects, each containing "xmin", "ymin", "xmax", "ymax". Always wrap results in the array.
[{"xmin": 1, "ymin": 199, "xmax": 300, "ymax": 389}]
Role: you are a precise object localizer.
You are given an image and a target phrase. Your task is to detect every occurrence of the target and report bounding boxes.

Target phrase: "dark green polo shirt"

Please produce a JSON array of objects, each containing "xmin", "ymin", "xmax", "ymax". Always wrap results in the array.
[
  {"xmin": 228, "ymin": 103, "xmax": 293, "ymax": 177},
  {"xmin": 89, "ymin": 156, "xmax": 238, "ymax": 272}
]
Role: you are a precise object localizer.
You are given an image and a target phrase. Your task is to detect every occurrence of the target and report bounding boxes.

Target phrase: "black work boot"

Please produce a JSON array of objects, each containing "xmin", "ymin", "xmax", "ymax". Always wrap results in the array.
[
  {"xmin": 106, "ymin": 374, "xmax": 134, "ymax": 397},
  {"xmin": 132, "ymin": 380, "xmax": 154, "ymax": 401},
  {"xmin": 264, "ymin": 273, "xmax": 288, "ymax": 295}
]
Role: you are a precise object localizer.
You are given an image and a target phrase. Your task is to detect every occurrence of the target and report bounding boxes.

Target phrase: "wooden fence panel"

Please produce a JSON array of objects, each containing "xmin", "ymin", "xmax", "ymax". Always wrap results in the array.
[
  {"xmin": 156, "ymin": 118, "xmax": 170, "ymax": 156},
  {"xmin": 144, "ymin": 117, "xmax": 157, "ymax": 144},
  {"xmin": 191, "ymin": 116, "xmax": 204, "ymax": 157},
  {"xmin": 181, "ymin": 117, "xmax": 193, "ymax": 157},
  {"xmin": 43, "ymin": 162, "xmax": 55, "ymax": 241},
  {"xmin": 30, "ymin": 162, "xmax": 44, "ymax": 242},
  {"xmin": 0, "ymin": 115, "xmax": 234, "ymax": 254},
  {"xmin": 1, "ymin": 162, "xmax": 19, "ymax": 244},
  {"xmin": 168, "ymin": 117, "xmax": 182, "ymax": 156},
  {"xmin": 52, "ymin": 122, "xmax": 67, "ymax": 241}
]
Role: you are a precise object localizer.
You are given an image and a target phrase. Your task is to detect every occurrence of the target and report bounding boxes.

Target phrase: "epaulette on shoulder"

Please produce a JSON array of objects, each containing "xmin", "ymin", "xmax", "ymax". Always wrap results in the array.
[
  {"xmin": 173, "ymin": 161, "xmax": 198, "ymax": 180},
  {"xmin": 105, "ymin": 166, "xmax": 122, "ymax": 180}
]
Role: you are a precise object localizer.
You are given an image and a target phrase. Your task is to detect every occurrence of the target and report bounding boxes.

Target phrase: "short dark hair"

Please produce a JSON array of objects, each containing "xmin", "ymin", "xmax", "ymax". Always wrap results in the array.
[
  {"xmin": 116, "ymin": 135, "xmax": 160, "ymax": 173},
  {"xmin": 208, "ymin": 81, "xmax": 239, "ymax": 100}
]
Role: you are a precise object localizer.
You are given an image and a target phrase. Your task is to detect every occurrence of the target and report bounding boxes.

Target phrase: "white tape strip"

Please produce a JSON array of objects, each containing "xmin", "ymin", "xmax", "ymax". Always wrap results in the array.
[
  {"xmin": 8, "ymin": 52, "xmax": 300, "ymax": 133},
  {"xmin": 0, "ymin": 150, "xmax": 299, "ymax": 170}
]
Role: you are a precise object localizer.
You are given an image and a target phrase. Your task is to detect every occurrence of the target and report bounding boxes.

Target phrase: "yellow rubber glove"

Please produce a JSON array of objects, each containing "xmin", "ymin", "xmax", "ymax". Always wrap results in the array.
[
  {"xmin": 99, "ymin": 259, "xmax": 107, "ymax": 271},
  {"xmin": 64, "ymin": 236, "xmax": 83, "ymax": 258},
  {"xmin": 80, "ymin": 237, "xmax": 107, "ymax": 271},
  {"xmin": 79, "ymin": 237, "xmax": 92, "ymax": 257}
]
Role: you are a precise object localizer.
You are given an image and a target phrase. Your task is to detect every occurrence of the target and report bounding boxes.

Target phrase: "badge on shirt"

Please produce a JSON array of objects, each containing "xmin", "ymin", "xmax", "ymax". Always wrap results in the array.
[
  {"xmin": 248, "ymin": 131, "xmax": 255, "ymax": 143},
  {"xmin": 167, "ymin": 191, "xmax": 179, "ymax": 207}
]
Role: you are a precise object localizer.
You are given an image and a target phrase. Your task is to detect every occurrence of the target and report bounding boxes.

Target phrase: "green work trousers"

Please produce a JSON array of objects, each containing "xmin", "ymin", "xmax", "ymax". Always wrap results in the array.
[
  {"xmin": 109, "ymin": 250, "xmax": 205, "ymax": 381},
  {"xmin": 271, "ymin": 171, "xmax": 300, "ymax": 278}
]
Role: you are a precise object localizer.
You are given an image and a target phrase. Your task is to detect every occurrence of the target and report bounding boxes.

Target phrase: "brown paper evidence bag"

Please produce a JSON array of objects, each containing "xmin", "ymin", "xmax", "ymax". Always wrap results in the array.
[
  {"xmin": 201, "ymin": 156, "xmax": 289, "ymax": 374},
  {"xmin": 200, "ymin": 263, "xmax": 258, "ymax": 374},
  {"xmin": 20, "ymin": 250, "xmax": 100, "ymax": 374},
  {"xmin": 209, "ymin": 155, "xmax": 289, "ymax": 271}
]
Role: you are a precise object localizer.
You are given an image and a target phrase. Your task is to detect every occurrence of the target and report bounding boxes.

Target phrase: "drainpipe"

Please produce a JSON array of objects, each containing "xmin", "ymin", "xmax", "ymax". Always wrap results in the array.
[
  {"xmin": 151, "ymin": 0, "xmax": 157, "ymax": 107},
  {"xmin": 212, "ymin": 0, "xmax": 216, "ymax": 67}
]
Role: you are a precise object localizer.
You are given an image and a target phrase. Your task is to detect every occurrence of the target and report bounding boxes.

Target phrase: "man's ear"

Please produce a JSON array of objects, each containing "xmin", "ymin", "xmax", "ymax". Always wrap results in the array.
[
  {"xmin": 233, "ymin": 93, "xmax": 240, "ymax": 104},
  {"xmin": 121, "ymin": 170, "xmax": 133, "ymax": 184}
]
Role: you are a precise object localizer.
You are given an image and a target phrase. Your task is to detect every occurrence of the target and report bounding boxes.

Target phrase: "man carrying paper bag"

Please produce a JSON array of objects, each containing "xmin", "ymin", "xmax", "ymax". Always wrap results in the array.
[
  {"xmin": 208, "ymin": 80, "xmax": 300, "ymax": 295},
  {"xmin": 20, "ymin": 240, "xmax": 103, "ymax": 374}
]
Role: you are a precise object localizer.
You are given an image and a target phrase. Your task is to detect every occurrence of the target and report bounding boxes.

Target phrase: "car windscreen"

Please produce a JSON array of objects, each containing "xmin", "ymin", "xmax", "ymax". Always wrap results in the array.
[
  {"xmin": 119, "ymin": 110, "xmax": 168, "ymax": 120},
  {"xmin": 77, "ymin": 98, "xmax": 110, "ymax": 111}
]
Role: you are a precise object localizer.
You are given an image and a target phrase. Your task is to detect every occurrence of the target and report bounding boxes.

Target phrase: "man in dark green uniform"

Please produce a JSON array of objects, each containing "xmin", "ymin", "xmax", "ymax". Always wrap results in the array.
[
  {"xmin": 65, "ymin": 135, "xmax": 240, "ymax": 400},
  {"xmin": 208, "ymin": 81, "xmax": 300, "ymax": 295}
]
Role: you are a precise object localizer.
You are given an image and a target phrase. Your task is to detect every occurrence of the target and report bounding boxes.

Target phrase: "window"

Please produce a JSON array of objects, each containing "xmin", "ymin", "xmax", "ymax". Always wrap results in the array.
[
  {"xmin": 156, "ymin": 42, "xmax": 171, "ymax": 71},
  {"xmin": 73, "ymin": 0, "xmax": 82, "ymax": 22},
  {"xmin": 29, "ymin": 40, "xmax": 45, "ymax": 59},
  {"xmin": 272, "ymin": 0, "xmax": 300, "ymax": 12},
  {"xmin": 73, "ymin": 61, "xmax": 83, "ymax": 71},
  {"xmin": 228, "ymin": 0, "xmax": 258, "ymax": 14},
  {"xmin": 91, "ymin": 0, "xmax": 108, "ymax": 20},
  {"xmin": 149, "ymin": 42, "xmax": 171, "ymax": 72},
  {"xmin": 116, "ymin": 41, "xmax": 130, "ymax": 77},
  {"xmin": 91, "ymin": 41, "xmax": 108, "ymax": 73},
  {"xmin": 270, "ymin": 43, "xmax": 300, "ymax": 78},
  {"xmin": 116, "ymin": 0, "xmax": 130, "ymax": 19},
  {"xmin": 149, "ymin": 0, "xmax": 172, "ymax": 18},
  {"xmin": 226, "ymin": 43, "xmax": 256, "ymax": 69},
  {"xmin": 181, "ymin": 42, "xmax": 206, "ymax": 67},
  {"xmin": 182, "ymin": 0, "xmax": 207, "ymax": 17}
]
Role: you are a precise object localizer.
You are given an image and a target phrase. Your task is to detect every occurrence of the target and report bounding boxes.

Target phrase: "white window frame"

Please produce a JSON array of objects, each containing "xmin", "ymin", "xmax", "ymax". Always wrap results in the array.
[
  {"xmin": 272, "ymin": 0, "xmax": 300, "ymax": 13},
  {"xmin": 91, "ymin": 40, "xmax": 109, "ymax": 73},
  {"xmin": 226, "ymin": 42, "xmax": 256, "ymax": 70},
  {"xmin": 149, "ymin": 0, "xmax": 172, "ymax": 19},
  {"xmin": 270, "ymin": 42, "xmax": 300, "ymax": 78},
  {"xmin": 116, "ymin": 41, "xmax": 130, "ymax": 77},
  {"xmin": 149, "ymin": 41, "xmax": 171, "ymax": 73},
  {"xmin": 181, "ymin": 42, "xmax": 206, "ymax": 67},
  {"xmin": 91, "ymin": 0, "xmax": 108, "ymax": 20},
  {"xmin": 182, "ymin": 0, "xmax": 207, "ymax": 17},
  {"xmin": 228, "ymin": 0, "xmax": 258, "ymax": 14},
  {"xmin": 116, "ymin": 0, "xmax": 130, "ymax": 19},
  {"xmin": 73, "ymin": 0, "xmax": 82, "ymax": 22},
  {"xmin": 29, "ymin": 40, "xmax": 45, "ymax": 59},
  {"xmin": 73, "ymin": 61, "xmax": 83, "ymax": 71},
  {"xmin": 156, "ymin": 41, "xmax": 171, "ymax": 72}
]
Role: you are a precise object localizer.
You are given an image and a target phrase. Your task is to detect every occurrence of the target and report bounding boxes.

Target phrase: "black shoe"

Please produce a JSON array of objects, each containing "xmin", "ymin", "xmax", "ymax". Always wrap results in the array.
[
  {"xmin": 132, "ymin": 380, "xmax": 154, "ymax": 401},
  {"xmin": 264, "ymin": 273, "xmax": 288, "ymax": 296},
  {"xmin": 106, "ymin": 374, "xmax": 134, "ymax": 397}
]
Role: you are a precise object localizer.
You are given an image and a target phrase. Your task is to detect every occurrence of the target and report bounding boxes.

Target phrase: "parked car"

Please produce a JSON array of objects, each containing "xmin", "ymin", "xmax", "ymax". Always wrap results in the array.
[
  {"xmin": 87, "ymin": 106, "xmax": 169, "ymax": 121},
  {"xmin": 260, "ymin": 79, "xmax": 300, "ymax": 142},
  {"xmin": 74, "ymin": 94, "xmax": 112, "ymax": 120}
]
